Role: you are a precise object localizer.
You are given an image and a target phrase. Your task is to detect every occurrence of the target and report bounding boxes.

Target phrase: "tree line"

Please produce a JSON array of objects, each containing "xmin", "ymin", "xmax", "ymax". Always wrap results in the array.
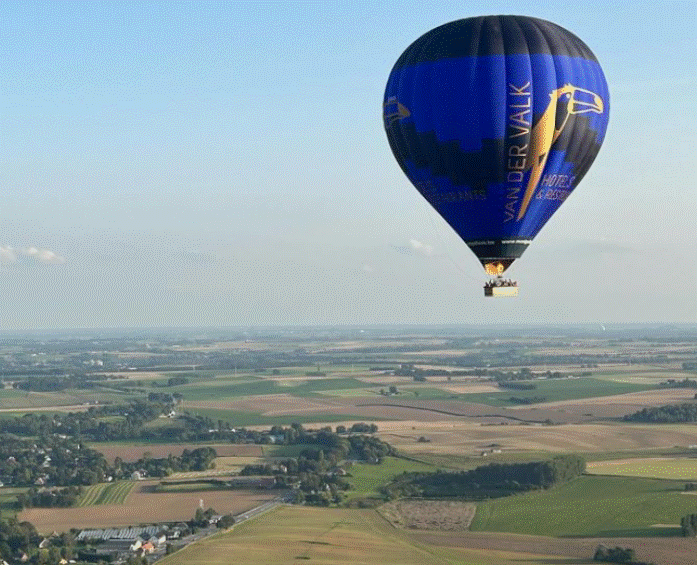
[
  {"xmin": 383, "ymin": 455, "xmax": 585, "ymax": 500},
  {"xmin": 680, "ymin": 513, "xmax": 697, "ymax": 537},
  {"xmin": 622, "ymin": 403, "xmax": 697, "ymax": 423},
  {"xmin": 593, "ymin": 544, "xmax": 655, "ymax": 564},
  {"xmin": 657, "ymin": 378, "xmax": 697, "ymax": 389}
]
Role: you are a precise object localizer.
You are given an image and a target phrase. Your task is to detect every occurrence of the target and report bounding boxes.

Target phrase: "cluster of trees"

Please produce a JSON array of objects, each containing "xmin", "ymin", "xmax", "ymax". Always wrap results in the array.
[
  {"xmin": 680, "ymin": 513, "xmax": 697, "ymax": 537},
  {"xmin": 237, "ymin": 428, "xmax": 395, "ymax": 506},
  {"xmin": 508, "ymin": 396, "xmax": 547, "ymax": 405},
  {"xmin": 657, "ymin": 378, "xmax": 697, "ymax": 389},
  {"xmin": 498, "ymin": 382, "xmax": 537, "ymax": 390},
  {"xmin": 151, "ymin": 375, "xmax": 190, "ymax": 387},
  {"xmin": 17, "ymin": 486, "xmax": 82, "ymax": 509},
  {"xmin": 383, "ymin": 455, "xmax": 585, "ymax": 500},
  {"xmin": 0, "ymin": 432, "xmax": 216, "ymax": 493},
  {"xmin": 0, "ymin": 399, "xmax": 175, "ymax": 441},
  {"xmin": 0, "ymin": 522, "xmax": 87, "ymax": 565},
  {"xmin": 146, "ymin": 392, "xmax": 182, "ymax": 404},
  {"xmin": 187, "ymin": 507, "xmax": 234, "ymax": 533},
  {"xmin": 337, "ymin": 423, "xmax": 379, "ymax": 434},
  {"xmin": 12, "ymin": 373, "xmax": 109, "ymax": 392},
  {"xmin": 0, "ymin": 435, "xmax": 108, "ymax": 488},
  {"xmin": 622, "ymin": 403, "xmax": 697, "ymax": 423},
  {"xmin": 592, "ymin": 545, "xmax": 654, "ymax": 564},
  {"xmin": 391, "ymin": 365, "xmax": 579, "ymax": 382},
  {"xmin": 112, "ymin": 447, "xmax": 217, "ymax": 480}
]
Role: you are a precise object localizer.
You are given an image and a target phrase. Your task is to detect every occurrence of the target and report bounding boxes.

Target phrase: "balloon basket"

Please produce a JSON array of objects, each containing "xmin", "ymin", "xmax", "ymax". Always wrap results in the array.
[{"xmin": 484, "ymin": 279, "xmax": 518, "ymax": 297}]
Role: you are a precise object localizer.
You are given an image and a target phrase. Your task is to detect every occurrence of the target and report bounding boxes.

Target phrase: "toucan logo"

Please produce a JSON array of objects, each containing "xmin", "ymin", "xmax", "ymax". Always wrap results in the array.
[
  {"xmin": 517, "ymin": 84, "xmax": 604, "ymax": 220},
  {"xmin": 383, "ymin": 96, "xmax": 411, "ymax": 128}
]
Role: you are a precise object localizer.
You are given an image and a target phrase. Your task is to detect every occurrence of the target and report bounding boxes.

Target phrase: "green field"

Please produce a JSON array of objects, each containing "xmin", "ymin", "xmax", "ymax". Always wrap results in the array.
[
  {"xmin": 587, "ymin": 457, "xmax": 697, "ymax": 480},
  {"xmin": 78, "ymin": 481, "xmax": 136, "ymax": 506},
  {"xmin": 181, "ymin": 407, "xmax": 383, "ymax": 427},
  {"xmin": 471, "ymin": 475, "xmax": 697, "ymax": 537},
  {"xmin": 156, "ymin": 481, "xmax": 222, "ymax": 493},
  {"xmin": 0, "ymin": 487, "xmax": 27, "ymax": 518},
  {"xmin": 167, "ymin": 376, "xmax": 371, "ymax": 402},
  {"xmin": 343, "ymin": 457, "xmax": 434, "ymax": 502}
]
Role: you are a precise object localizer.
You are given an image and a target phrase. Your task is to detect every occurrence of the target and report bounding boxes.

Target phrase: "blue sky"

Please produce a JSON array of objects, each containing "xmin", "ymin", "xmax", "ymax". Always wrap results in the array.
[{"xmin": 1, "ymin": 1, "xmax": 696, "ymax": 329}]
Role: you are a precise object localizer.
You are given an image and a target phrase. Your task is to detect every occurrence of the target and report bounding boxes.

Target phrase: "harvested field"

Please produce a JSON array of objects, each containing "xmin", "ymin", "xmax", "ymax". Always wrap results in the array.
[
  {"xmin": 410, "ymin": 530, "xmax": 697, "ymax": 565},
  {"xmin": 440, "ymin": 384, "xmax": 501, "ymax": 394},
  {"xmin": 159, "ymin": 506, "xmax": 582, "ymax": 565},
  {"xmin": 169, "ymin": 456, "xmax": 289, "ymax": 478},
  {"xmin": 379, "ymin": 499, "xmax": 476, "ymax": 531},
  {"xmin": 187, "ymin": 394, "xmax": 344, "ymax": 416},
  {"xmin": 508, "ymin": 388, "xmax": 697, "ymax": 411},
  {"xmin": 19, "ymin": 481, "xmax": 277, "ymax": 533},
  {"xmin": 100, "ymin": 371, "xmax": 169, "ymax": 381},
  {"xmin": 0, "ymin": 404, "xmax": 90, "ymax": 413},
  {"xmin": 587, "ymin": 457, "xmax": 697, "ymax": 480},
  {"xmin": 350, "ymin": 398, "xmax": 588, "ymax": 424},
  {"xmin": 373, "ymin": 421, "xmax": 697, "ymax": 454},
  {"xmin": 93, "ymin": 443, "xmax": 264, "ymax": 463}
]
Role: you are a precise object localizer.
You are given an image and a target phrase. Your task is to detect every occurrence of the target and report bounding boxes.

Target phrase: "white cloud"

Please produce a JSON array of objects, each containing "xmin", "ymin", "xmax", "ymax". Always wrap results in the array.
[
  {"xmin": 0, "ymin": 246, "xmax": 17, "ymax": 263},
  {"xmin": 1, "ymin": 245, "xmax": 65, "ymax": 265}
]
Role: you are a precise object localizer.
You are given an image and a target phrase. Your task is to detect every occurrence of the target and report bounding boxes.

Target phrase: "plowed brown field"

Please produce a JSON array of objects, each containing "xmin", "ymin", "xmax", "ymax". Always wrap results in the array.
[
  {"xmin": 93, "ymin": 443, "xmax": 264, "ymax": 462},
  {"xmin": 19, "ymin": 482, "xmax": 276, "ymax": 533},
  {"xmin": 372, "ymin": 421, "xmax": 697, "ymax": 454}
]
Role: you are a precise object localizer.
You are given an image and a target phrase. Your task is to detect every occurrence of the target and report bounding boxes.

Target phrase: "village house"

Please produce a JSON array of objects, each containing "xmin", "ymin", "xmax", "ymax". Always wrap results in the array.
[{"xmin": 149, "ymin": 533, "xmax": 167, "ymax": 546}]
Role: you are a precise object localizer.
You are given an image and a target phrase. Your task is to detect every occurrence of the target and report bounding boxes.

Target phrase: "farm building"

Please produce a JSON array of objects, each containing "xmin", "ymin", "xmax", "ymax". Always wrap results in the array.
[{"xmin": 77, "ymin": 525, "xmax": 161, "ymax": 542}]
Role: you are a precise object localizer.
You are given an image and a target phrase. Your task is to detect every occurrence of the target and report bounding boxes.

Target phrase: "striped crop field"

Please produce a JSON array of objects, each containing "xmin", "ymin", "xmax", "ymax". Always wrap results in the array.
[
  {"xmin": 79, "ymin": 481, "xmax": 136, "ymax": 507},
  {"xmin": 586, "ymin": 457, "xmax": 697, "ymax": 480}
]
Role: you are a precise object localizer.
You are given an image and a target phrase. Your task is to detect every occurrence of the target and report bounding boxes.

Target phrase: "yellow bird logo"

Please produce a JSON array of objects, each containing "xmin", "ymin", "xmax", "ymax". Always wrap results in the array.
[
  {"xmin": 517, "ymin": 84, "xmax": 604, "ymax": 220},
  {"xmin": 383, "ymin": 96, "xmax": 411, "ymax": 128}
]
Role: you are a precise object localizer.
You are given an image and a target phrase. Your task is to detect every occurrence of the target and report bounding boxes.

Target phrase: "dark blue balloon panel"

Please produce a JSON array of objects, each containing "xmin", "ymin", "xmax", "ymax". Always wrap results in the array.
[{"xmin": 384, "ymin": 16, "xmax": 609, "ymax": 268}]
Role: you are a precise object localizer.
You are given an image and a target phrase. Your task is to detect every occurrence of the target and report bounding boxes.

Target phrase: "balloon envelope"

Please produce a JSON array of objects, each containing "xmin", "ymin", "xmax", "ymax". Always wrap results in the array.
[{"xmin": 384, "ymin": 16, "xmax": 609, "ymax": 273}]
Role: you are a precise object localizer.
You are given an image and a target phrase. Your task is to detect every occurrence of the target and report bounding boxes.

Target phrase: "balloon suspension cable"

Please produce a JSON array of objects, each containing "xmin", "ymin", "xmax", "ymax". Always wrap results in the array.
[{"xmin": 425, "ymin": 205, "xmax": 485, "ymax": 284}]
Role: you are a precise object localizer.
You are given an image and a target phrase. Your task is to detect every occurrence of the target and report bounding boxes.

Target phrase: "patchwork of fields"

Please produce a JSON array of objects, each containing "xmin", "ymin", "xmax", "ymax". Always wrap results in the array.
[
  {"xmin": 157, "ymin": 506, "xmax": 587, "ymax": 565},
  {"xmin": 19, "ymin": 482, "xmax": 277, "ymax": 533},
  {"xmin": 3, "ymin": 336, "xmax": 697, "ymax": 565}
]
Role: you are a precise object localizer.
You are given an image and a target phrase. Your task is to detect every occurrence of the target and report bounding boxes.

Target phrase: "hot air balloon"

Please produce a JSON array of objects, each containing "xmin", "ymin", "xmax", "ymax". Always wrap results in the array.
[{"xmin": 383, "ymin": 16, "xmax": 609, "ymax": 297}]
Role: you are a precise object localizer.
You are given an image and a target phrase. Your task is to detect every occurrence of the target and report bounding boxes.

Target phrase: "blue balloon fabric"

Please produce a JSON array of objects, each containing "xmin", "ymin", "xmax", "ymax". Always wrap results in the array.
[{"xmin": 384, "ymin": 16, "xmax": 610, "ymax": 272}]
